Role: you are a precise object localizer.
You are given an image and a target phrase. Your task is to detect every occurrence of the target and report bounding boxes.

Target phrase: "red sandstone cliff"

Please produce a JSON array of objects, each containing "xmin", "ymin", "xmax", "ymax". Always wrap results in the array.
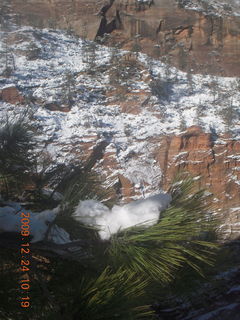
[
  {"xmin": 97, "ymin": 126, "xmax": 240, "ymax": 238},
  {"xmin": 4, "ymin": 0, "xmax": 240, "ymax": 76}
]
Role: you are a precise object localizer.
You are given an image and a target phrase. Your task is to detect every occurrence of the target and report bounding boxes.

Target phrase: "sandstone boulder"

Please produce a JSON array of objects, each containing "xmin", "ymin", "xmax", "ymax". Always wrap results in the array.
[{"xmin": 0, "ymin": 86, "xmax": 24, "ymax": 105}]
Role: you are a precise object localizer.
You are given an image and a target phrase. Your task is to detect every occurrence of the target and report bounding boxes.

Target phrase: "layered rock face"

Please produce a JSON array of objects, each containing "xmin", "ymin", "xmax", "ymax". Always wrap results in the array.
[
  {"xmin": 103, "ymin": 126, "xmax": 240, "ymax": 238},
  {"xmin": 159, "ymin": 126, "xmax": 240, "ymax": 239},
  {"xmin": 6, "ymin": 0, "xmax": 240, "ymax": 76},
  {"xmin": 160, "ymin": 126, "xmax": 240, "ymax": 208}
]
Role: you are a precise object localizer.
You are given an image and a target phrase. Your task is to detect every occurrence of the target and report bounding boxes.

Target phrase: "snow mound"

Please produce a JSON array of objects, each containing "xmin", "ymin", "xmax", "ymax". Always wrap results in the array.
[
  {"xmin": 73, "ymin": 193, "xmax": 172, "ymax": 239},
  {"xmin": 0, "ymin": 205, "xmax": 70, "ymax": 243}
]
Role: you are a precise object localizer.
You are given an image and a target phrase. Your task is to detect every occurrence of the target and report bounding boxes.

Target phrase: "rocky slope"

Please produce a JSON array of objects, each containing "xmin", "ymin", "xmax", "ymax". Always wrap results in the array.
[
  {"xmin": 0, "ymin": 22, "xmax": 239, "ymax": 238},
  {"xmin": 2, "ymin": 0, "xmax": 240, "ymax": 76},
  {"xmin": 0, "ymin": 3, "xmax": 240, "ymax": 319}
]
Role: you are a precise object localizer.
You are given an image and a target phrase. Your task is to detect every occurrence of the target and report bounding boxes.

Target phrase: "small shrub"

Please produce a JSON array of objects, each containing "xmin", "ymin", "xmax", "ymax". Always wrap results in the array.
[
  {"xmin": 149, "ymin": 78, "xmax": 173, "ymax": 101},
  {"xmin": 1, "ymin": 66, "xmax": 13, "ymax": 78},
  {"xmin": 26, "ymin": 42, "xmax": 41, "ymax": 60}
]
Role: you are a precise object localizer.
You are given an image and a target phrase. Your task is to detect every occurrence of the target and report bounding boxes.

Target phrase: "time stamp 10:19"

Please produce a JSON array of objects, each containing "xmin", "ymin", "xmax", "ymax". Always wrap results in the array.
[{"xmin": 20, "ymin": 212, "xmax": 31, "ymax": 308}]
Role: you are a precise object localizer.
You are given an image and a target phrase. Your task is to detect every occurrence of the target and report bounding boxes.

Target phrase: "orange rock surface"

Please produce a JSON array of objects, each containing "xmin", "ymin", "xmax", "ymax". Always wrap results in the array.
[
  {"xmin": 0, "ymin": 87, "xmax": 24, "ymax": 105},
  {"xmin": 7, "ymin": 0, "xmax": 240, "ymax": 76}
]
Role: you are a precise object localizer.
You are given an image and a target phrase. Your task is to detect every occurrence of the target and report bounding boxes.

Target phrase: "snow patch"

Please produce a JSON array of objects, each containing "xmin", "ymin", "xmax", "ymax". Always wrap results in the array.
[
  {"xmin": 73, "ymin": 193, "xmax": 172, "ymax": 239},
  {"xmin": 0, "ymin": 205, "xmax": 70, "ymax": 243}
]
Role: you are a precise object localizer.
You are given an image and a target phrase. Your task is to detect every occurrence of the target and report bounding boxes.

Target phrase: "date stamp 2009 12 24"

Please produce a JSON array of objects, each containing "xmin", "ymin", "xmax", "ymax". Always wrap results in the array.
[{"xmin": 20, "ymin": 212, "xmax": 31, "ymax": 308}]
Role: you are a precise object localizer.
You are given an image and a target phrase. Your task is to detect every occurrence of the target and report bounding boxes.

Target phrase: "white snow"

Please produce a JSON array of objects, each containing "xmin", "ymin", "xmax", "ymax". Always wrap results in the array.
[
  {"xmin": 179, "ymin": 0, "xmax": 240, "ymax": 17},
  {"xmin": 0, "ymin": 205, "xmax": 70, "ymax": 243},
  {"xmin": 230, "ymin": 207, "xmax": 240, "ymax": 212},
  {"xmin": 0, "ymin": 193, "xmax": 171, "ymax": 242},
  {"xmin": 73, "ymin": 192, "xmax": 172, "ymax": 239}
]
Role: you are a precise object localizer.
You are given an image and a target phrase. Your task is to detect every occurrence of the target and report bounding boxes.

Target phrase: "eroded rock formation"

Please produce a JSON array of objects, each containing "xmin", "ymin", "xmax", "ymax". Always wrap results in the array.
[
  {"xmin": 160, "ymin": 126, "xmax": 240, "ymax": 218},
  {"xmin": 5, "ymin": 0, "xmax": 240, "ymax": 76}
]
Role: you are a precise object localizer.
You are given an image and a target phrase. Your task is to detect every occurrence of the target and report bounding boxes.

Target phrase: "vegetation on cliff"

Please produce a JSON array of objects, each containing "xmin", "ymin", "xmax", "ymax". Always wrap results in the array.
[{"xmin": 0, "ymin": 118, "xmax": 223, "ymax": 320}]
